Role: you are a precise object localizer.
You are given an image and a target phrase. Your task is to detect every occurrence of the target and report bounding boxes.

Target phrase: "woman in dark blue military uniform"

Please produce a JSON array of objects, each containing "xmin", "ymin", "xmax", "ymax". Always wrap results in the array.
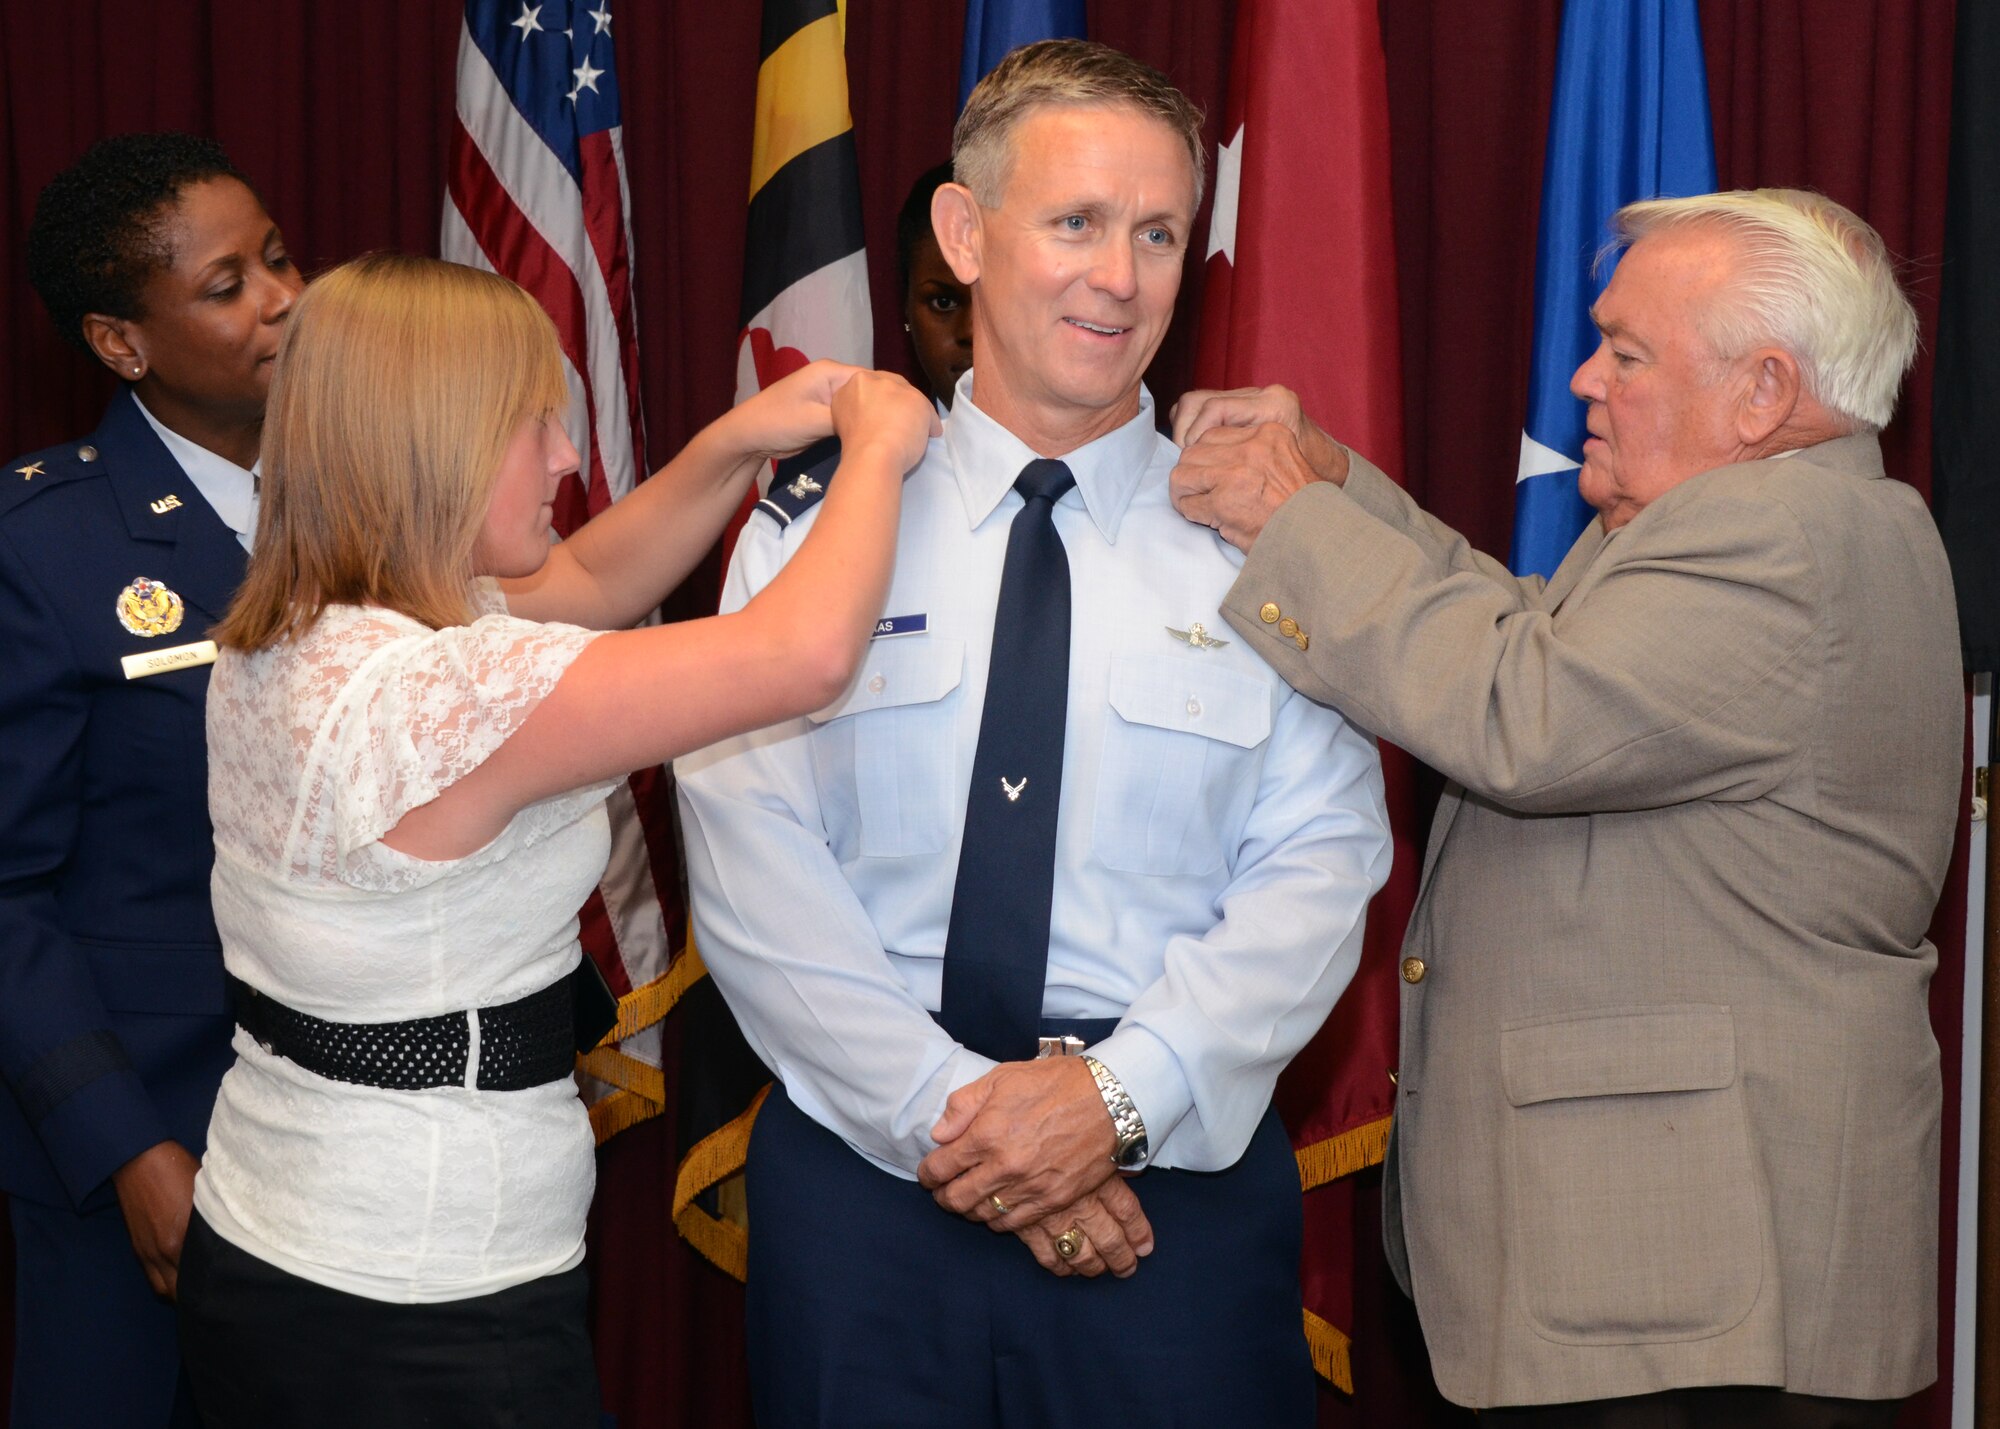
[{"xmin": 0, "ymin": 133, "xmax": 302, "ymax": 1428}]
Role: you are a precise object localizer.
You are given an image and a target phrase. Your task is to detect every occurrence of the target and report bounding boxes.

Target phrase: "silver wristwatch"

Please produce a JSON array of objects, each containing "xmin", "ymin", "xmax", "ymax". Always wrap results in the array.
[{"xmin": 1082, "ymin": 1055, "xmax": 1150, "ymax": 1171}]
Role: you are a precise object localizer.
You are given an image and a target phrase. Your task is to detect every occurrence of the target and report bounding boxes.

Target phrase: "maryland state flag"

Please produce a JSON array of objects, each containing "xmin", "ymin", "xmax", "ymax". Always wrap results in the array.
[
  {"xmin": 1194, "ymin": 0, "xmax": 1413, "ymax": 1393},
  {"xmin": 674, "ymin": 0, "xmax": 872, "ymax": 1276}
]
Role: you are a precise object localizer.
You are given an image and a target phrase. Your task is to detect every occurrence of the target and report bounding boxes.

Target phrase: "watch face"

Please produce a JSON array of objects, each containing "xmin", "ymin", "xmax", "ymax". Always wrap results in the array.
[{"xmin": 1115, "ymin": 1135, "xmax": 1149, "ymax": 1170}]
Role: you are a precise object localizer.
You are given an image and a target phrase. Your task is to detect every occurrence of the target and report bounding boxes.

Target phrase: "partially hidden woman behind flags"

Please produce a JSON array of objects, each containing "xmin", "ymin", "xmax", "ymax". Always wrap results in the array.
[
  {"xmin": 172, "ymin": 252, "xmax": 935, "ymax": 1428},
  {"xmin": 0, "ymin": 132, "xmax": 303, "ymax": 1429}
]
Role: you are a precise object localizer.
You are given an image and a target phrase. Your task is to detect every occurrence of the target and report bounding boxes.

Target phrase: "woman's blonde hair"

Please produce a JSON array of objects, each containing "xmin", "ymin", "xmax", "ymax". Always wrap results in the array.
[{"xmin": 214, "ymin": 252, "xmax": 569, "ymax": 650}]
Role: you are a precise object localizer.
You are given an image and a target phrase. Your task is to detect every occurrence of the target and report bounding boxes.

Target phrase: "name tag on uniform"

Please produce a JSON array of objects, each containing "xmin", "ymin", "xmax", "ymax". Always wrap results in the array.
[
  {"xmin": 121, "ymin": 640, "xmax": 218, "ymax": 680},
  {"xmin": 871, "ymin": 614, "xmax": 928, "ymax": 640}
]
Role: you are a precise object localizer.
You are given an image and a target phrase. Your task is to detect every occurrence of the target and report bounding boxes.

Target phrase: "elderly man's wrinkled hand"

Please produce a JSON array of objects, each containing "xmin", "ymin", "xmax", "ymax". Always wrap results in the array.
[
  {"xmin": 1170, "ymin": 384, "xmax": 1347, "ymax": 482},
  {"xmin": 1171, "ymin": 420, "xmax": 1335, "ymax": 550},
  {"xmin": 919, "ymin": 1056, "xmax": 1119, "ymax": 1230},
  {"xmin": 1013, "ymin": 1177, "xmax": 1155, "ymax": 1279}
]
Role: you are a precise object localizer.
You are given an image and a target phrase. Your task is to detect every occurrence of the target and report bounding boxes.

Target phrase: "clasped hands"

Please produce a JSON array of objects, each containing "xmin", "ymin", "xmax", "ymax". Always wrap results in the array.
[{"xmin": 917, "ymin": 1055, "xmax": 1152, "ymax": 1280}]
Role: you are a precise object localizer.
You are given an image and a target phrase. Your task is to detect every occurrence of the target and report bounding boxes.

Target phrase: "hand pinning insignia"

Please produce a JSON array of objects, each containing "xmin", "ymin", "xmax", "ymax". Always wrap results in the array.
[
  {"xmin": 1001, "ymin": 776, "xmax": 1027, "ymax": 802},
  {"xmin": 1166, "ymin": 621, "xmax": 1230, "ymax": 651},
  {"xmin": 16, "ymin": 461, "xmax": 44, "ymax": 481},
  {"xmin": 788, "ymin": 471, "xmax": 824, "ymax": 500}
]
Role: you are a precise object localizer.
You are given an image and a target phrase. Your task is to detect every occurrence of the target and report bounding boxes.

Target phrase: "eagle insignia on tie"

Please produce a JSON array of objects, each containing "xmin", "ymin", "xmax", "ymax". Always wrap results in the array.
[{"xmin": 1001, "ymin": 776, "xmax": 1027, "ymax": 802}]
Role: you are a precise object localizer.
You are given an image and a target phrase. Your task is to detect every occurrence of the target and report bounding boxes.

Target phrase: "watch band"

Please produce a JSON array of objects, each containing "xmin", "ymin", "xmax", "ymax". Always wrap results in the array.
[{"xmin": 1082, "ymin": 1055, "xmax": 1150, "ymax": 1170}]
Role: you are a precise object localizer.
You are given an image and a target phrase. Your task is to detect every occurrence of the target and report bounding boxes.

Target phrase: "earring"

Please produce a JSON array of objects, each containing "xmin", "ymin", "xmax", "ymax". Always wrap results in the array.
[
  {"xmin": 902, "ymin": 323, "xmax": 911, "ymax": 333},
  {"xmin": 131, "ymin": 366, "xmax": 141, "ymax": 376}
]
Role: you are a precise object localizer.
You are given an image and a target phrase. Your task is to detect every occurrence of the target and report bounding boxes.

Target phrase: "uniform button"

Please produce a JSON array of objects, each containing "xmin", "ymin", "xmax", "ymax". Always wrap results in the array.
[
  {"xmin": 1278, "ymin": 617, "xmax": 1299, "ymax": 639},
  {"xmin": 866, "ymin": 674, "xmax": 886, "ymax": 694},
  {"xmin": 1401, "ymin": 956, "xmax": 1427, "ymax": 985},
  {"xmin": 77, "ymin": 445, "xmax": 99, "ymax": 462},
  {"xmin": 1186, "ymin": 697, "xmax": 1201, "ymax": 717},
  {"xmin": 1259, "ymin": 602, "xmax": 1280, "ymax": 624},
  {"xmin": 1295, "ymin": 632, "xmax": 1309, "ymax": 652}
]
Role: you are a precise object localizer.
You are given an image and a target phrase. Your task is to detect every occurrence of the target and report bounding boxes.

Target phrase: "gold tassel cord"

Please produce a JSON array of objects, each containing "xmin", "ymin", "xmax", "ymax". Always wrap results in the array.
[{"xmin": 670, "ymin": 1082, "xmax": 771, "ymax": 1281}]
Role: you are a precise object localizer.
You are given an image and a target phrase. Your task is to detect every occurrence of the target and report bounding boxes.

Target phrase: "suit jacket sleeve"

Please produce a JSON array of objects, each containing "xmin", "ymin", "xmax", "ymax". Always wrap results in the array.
[
  {"xmin": 0, "ymin": 524, "xmax": 172, "ymax": 1206},
  {"xmin": 1221, "ymin": 465, "xmax": 1821, "ymax": 815}
]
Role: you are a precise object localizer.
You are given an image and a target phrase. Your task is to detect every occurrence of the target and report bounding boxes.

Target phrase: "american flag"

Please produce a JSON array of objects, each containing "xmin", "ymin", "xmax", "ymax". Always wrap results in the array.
[{"xmin": 442, "ymin": 0, "xmax": 680, "ymax": 1139}]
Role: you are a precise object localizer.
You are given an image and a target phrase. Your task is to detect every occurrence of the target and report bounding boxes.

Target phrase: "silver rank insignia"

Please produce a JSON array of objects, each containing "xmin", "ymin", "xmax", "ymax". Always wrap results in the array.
[
  {"xmin": 1166, "ymin": 621, "xmax": 1229, "ymax": 651},
  {"xmin": 787, "ymin": 471, "xmax": 824, "ymax": 500}
]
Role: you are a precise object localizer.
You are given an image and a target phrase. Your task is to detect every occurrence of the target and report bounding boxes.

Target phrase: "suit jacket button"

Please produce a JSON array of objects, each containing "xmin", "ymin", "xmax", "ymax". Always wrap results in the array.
[
  {"xmin": 1278, "ymin": 617, "xmax": 1299, "ymax": 638},
  {"xmin": 1260, "ymin": 602, "xmax": 1281, "ymax": 624},
  {"xmin": 77, "ymin": 445, "xmax": 99, "ymax": 462},
  {"xmin": 1401, "ymin": 956, "xmax": 1427, "ymax": 985}
]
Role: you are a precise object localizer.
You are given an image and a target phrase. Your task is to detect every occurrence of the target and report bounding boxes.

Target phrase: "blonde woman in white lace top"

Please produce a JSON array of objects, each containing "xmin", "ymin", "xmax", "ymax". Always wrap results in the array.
[{"xmin": 172, "ymin": 253, "xmax": 935, "ymax": 1429}]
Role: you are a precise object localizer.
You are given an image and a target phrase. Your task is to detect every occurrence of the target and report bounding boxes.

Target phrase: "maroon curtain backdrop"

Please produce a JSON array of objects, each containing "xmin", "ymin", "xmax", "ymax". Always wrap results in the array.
[{"xmin": 0, "ymin": 3, "xmax": 1966, "ymax": 1426}]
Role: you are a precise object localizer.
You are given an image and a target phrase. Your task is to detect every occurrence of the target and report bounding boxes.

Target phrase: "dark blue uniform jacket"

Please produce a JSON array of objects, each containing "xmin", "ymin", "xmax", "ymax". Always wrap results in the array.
[{"xmin": 0, "ymin": 390, "xmax": 243, "ymax": 1210}]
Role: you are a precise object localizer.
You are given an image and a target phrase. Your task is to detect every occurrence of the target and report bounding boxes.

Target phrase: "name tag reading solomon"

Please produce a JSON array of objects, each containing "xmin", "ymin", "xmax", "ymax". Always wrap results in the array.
[
  {"xmin": 121, "ymin": 640, "xmax": 218, "ymax": 680},
  {"xmin": 872, "ymin": 614, "xmax": 928, "ymax": 640}
]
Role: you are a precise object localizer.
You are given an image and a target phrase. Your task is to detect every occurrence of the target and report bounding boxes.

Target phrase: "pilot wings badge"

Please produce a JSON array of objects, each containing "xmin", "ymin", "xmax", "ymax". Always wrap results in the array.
[{"xmin": 1166, "ymin": 622, "xmax": 1229, "ymax": 651}]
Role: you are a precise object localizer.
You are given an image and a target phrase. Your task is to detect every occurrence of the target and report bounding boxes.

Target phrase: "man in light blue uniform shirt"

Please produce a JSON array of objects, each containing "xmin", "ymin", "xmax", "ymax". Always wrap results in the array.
[{"xmin": 676, "ymin": 40, "xmax": 1389, "ymax": 1429}]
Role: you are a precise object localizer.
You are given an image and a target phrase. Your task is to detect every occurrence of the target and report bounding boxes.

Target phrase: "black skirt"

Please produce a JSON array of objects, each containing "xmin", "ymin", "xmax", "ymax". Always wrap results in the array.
[{"xmin": 176, "ymin": 1211, "xmax": 600, "ymax": 1429}]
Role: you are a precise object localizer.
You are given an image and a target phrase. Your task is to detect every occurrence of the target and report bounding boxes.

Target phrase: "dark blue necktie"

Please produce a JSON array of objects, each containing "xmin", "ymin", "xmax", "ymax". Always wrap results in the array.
[{"xmin": 937, "ymin": 458, "xmax": 1076, "ymax": 1062}]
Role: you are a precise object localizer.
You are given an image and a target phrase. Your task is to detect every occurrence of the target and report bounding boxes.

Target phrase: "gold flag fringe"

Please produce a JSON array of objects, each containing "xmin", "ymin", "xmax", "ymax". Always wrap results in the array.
[
  {"xmin": 1303, "ymin": 1306, "xmax": 1355, "ymax": 1394},
  {"xmin": 1294, "ymin": 1112, "xmax": 1392, "ymax": 1191}
]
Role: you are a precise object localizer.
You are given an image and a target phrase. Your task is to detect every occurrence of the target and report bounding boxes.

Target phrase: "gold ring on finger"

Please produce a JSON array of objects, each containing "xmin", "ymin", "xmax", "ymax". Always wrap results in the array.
[
  {"xmin": 1054, "ymin": 1226, "xmax": 1085, "ymax": 1261},
  {"xmin": 989, "ymin": 1194, "xmax": 1009, "ymax": 1216}
]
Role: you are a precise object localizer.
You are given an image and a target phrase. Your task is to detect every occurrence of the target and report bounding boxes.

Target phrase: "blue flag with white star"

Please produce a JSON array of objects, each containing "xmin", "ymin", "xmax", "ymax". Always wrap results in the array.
[
  {"xmin": 1510, "ymin": 0, "xmax": 1716, "ymax": 578},
  {"xmin": 958, "ymin": 0, "xmax": 1085, "ymax": 109}
]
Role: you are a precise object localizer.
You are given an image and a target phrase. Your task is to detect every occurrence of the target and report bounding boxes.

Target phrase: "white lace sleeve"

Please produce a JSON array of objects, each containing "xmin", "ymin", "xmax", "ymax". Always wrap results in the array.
[{"xmin": 324, "ymin": 613, "xmax": 615, "ymax": 891}]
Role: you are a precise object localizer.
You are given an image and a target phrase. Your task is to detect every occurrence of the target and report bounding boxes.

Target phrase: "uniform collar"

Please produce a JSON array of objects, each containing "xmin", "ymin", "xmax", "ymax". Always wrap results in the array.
[
  {"xmin": 943, "ymin": 371, "xmax": 1159, "ymax": 544},
  {"xmin": 133, "ymin": 394, "xmax": 259, "ymax": 546},
  {"xmin": 96, "ymin": 389, "xmax": 248, "ymax": 625}
]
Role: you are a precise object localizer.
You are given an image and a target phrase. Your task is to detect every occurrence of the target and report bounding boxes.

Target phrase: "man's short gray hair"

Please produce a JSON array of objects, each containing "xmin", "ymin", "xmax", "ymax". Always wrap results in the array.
[
  {"xmin": 952, "ymin": 39, "xmax": 1206, "ymax": 212},
  {"xmin": 1611, "ymin": 189, "xmax": 1918, "ymax": 431}
]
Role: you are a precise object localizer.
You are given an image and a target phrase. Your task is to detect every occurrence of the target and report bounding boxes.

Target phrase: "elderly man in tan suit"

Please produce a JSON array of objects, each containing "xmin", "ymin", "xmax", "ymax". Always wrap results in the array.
[{"xmin": 1169, "ymin": 189, "xmax": 1961, "ymax": 1427}]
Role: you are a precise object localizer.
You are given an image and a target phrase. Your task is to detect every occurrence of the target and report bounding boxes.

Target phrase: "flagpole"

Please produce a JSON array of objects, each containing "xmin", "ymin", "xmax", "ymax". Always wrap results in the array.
[{"xmin": 1977, "ymin": 686, "xmax": 1997, "ymax": 1423}]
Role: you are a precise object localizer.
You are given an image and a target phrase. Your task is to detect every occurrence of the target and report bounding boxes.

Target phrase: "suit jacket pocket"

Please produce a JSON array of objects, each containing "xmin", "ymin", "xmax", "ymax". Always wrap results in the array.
[{"xmin": 1500, "ymin": 1003, "xmax": 1765, "ymax": 1345}]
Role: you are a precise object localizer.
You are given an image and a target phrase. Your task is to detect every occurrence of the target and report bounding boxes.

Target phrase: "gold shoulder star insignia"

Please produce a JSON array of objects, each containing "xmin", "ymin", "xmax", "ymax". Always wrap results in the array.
[{"xmin": 16, "ymin": 461, "xmax": 44, "ymax": 481}]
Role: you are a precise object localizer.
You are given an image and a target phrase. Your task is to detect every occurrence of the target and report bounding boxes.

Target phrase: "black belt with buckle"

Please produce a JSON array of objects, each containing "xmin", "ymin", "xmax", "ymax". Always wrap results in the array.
[{"xmin": 229, "ymin": 958, "xmax": 618, "ymax": 1093}]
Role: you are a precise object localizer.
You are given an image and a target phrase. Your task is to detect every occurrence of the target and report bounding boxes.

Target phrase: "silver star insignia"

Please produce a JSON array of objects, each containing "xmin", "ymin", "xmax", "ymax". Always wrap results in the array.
[{"xmin": 1166, "ymin": 622, "xmax": 1229, "ymax": 651}]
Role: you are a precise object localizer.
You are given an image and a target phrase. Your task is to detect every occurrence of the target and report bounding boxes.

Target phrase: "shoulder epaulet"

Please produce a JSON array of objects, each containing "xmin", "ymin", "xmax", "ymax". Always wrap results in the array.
[
  {"xmin": 753, "ymin": 436, "xmax": 843, "ymax": 530},
  {"xmin": 0, "ymin": 438, "xmax": 104, "ymax": 517}
]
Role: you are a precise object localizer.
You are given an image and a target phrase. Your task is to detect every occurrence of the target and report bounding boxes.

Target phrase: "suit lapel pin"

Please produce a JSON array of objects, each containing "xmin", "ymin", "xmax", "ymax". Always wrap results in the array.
[
  {"xmin": 16, "ymin": 461, "xmax": 43, "ymax": 481},
  {"xmin": 1166, "ymin": 621, "xmax": 1229, "ymax": 651},
  {"xmin": 116, "ymin": 577, "xmax": 186, "ymax": 638},
  {"xmin": 149, "ymin": 494, "xmax": 184, "ymax": 514},
  {"xmin": 787, "ymin": 471, "xmax": 823, "ymax": 500},
  {"xmin": 1001, "ymin": 776, "xmax": 1027, "ymax": 802}
]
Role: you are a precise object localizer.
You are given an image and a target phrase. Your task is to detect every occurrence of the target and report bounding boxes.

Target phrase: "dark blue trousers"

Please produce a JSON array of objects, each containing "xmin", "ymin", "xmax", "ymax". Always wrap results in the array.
[
  {"xmin": 9, "ymin": 1194, "xmax": 199, "ymax": 1429},
  {"xmin": 745, "ymin": 1084, "xmax": 1314, "ymax": 1429}
]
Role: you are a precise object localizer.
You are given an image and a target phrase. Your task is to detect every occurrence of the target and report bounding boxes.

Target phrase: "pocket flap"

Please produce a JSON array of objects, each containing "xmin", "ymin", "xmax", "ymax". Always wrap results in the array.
[
  {"xmin": 810, "ymin": 637, "xmax": 965, "ymax": 723},
  {"xmin": 1107, "ymin": 656, "xmax": 1272, "ymax": 750},
  {"xmin": 1501, "ymin": 1004, "xmax": 1736, "ymax": 1106}
]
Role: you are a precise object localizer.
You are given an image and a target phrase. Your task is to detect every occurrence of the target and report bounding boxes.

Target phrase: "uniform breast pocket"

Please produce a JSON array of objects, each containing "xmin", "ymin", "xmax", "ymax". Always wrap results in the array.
[
  {"xmin": 808, "ymin": 638, "xmax": 964, "ymax": 859},
  {"xmin": 1091, "ymin": 656, "xmax": 1273, "ymax": 877}
]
